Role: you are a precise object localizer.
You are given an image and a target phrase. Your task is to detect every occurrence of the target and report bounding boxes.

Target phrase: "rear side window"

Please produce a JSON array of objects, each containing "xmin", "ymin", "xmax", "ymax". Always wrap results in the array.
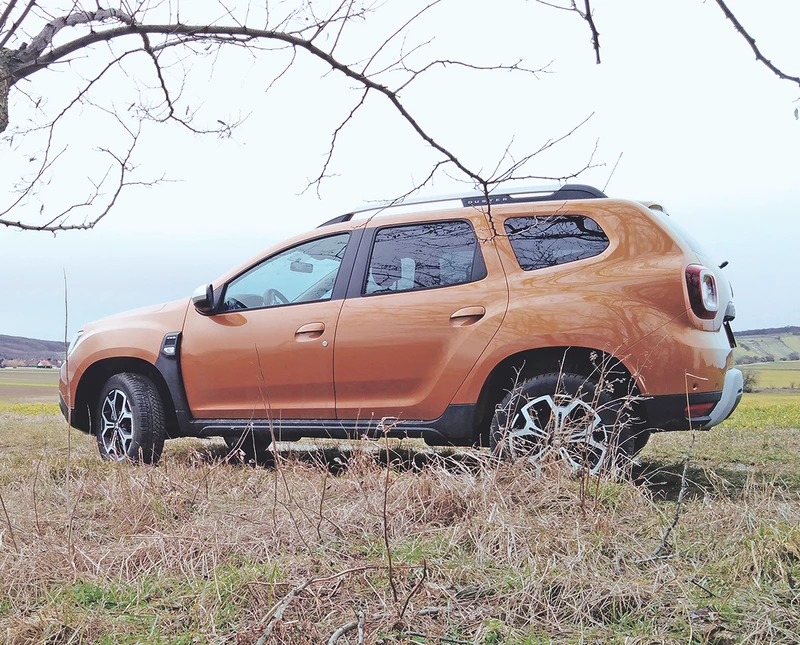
[
  {"xmin": 364, "ymin": 220, "xmax": 486, "ymax": 294},
  {"xmin": 504, "ymin": 215, "xmax": 609, "ymax": 271}
]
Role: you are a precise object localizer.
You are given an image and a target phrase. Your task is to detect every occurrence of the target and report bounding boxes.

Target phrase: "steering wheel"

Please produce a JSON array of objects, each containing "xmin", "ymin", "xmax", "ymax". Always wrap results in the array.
[
  {"xmin": 223, "ymin": 297, "xmax": 247, "ymax": 311},
  {"xmin": 263, "ymin": 288, "xmax": 290, "ymax": 306}
]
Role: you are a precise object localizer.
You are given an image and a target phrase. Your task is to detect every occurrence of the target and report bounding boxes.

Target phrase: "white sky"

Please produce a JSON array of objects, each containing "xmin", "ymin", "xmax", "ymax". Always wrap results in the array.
[{"xmin": 1, "ymin": 0, "xmax": 798, "ymax": 341}]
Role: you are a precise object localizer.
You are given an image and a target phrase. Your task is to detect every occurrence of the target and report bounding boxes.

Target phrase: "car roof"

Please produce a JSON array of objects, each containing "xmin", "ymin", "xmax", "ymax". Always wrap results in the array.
[{"xmin": 317, "ymin": 183, "xmax": 608, "ymax": 228}]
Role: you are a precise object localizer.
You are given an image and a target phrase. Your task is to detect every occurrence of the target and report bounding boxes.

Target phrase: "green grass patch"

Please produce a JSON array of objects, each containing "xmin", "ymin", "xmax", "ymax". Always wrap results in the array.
[
  {"xmin": 741, "ymin": 360, "xmax": 800, "ymax": 389},
  {"xmin": 0, "ymin": 401, "xmax": 61, "ymax": 415}
]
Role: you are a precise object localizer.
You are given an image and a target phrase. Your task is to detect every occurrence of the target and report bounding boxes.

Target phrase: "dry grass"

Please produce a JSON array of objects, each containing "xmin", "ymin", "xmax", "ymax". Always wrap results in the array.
[{"xmin": 0, "ymin": 408, "xmax": 798, "ymax": 644}]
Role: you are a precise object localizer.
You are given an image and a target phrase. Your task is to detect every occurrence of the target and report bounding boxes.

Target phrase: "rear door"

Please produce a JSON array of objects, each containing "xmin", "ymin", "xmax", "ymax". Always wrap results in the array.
[{"xmin": 334, "ymin": 218, "xmax": 508, "ymax": 421}]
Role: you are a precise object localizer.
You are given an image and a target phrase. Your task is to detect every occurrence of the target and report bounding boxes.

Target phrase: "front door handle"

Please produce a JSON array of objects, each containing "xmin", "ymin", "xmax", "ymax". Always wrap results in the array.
[
  {"xmin": 295, "ymin": 322, "xmax": 325, "ymax": 340},
  {"xmin": 450, "ymin": 306, "xmax": 486, "ymax": 325}
]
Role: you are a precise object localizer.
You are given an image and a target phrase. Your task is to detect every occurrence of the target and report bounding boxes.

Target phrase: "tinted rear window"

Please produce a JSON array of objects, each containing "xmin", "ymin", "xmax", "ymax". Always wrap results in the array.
[{"xmin": 504, "ymin": 215, "xmax": 609, "ymax": 271}]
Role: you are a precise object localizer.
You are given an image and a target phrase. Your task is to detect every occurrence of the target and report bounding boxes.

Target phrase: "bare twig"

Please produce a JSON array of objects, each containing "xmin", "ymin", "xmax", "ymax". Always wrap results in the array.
[
  {"xmin": 713, "ymin": 0, "xmax": 800, "ymax": 88},
  {"xmin": 255, "ymin": 577, "xmax": 314, "ymax": 644},
  {"xmin": 382, "ymin": 421, "xmax": 399, "ymax": 604},
  {"xmin": 0, "ymin": 491, "xmax": 18, "ymax": 553},
  {"xmin": 63, "ymin": 268, "xmax": 73, "ymax": 556},
  {"xmin": 650, "ymin": 373, "xmax": 703, "ymax": 558},
  {"xmin": 581, "ymin": 0, "xmax": 601, "ymax": 64},
  {"xmin": 398, "ymin": 558, "xmax": 427, "ymax": 621},
  {"xmin": 603, "ymin": 151, "xmax": 623, "ymax": 192},
  {"xmin": 328, "ymin": 618, "xmax": 359, "ymax": 645}
]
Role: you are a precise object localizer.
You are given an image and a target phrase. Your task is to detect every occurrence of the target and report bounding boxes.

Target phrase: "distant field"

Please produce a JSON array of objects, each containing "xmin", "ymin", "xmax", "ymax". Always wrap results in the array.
[
  {"xmin": 735, "ymin": 331, "xmax": 800, "ymax": 362},
  {"xmin": 740, "ymin": 359, "xmax": 800, "ymax": 389},
  {"xmin": 0, "ymin": 367, "xmax": 60, "ymax": 403}
]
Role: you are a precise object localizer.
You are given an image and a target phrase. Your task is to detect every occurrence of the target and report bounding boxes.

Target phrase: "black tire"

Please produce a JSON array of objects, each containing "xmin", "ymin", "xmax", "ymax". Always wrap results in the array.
[
  {"xmin": 489, "ymin": 372, "xmax": 635, "ymax": 474},
  {"xmin": 95, "ymin": 373, "xmax": 166, "ymax": 464},
  {"xmin": 224, "ymin": 431, "xmax": 274, "ymax": 466}
]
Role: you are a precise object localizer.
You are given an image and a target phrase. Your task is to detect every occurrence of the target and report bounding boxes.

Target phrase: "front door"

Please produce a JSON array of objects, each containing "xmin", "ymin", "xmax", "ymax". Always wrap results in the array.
[{"xmin": 181, "ymin": 233, "xmax": 350, "ymax": 419}]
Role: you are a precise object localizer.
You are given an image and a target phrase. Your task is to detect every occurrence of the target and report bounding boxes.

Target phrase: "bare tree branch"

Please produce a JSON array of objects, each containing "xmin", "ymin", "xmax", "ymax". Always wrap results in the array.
[
  {"xmin": 2, "ymin": 3, "xmax": 519, "ymax": 231},
  {"xmin": 713, "ymin": 0, "xmax": 800, "ymax": 88},
  {"xmin": 0, "ymin": 0, "xmax": 20, "ymax": 36},
  {"xmin": 581, "ymin": 0, "xmax": 600, "ymax": 64},
  {"xmin": 0, "ymin": 0, "xmax": 37, "ymax": 49},
  {"xmin": 6, "ymin": 1, "xmax": 789, "ymax": 233},
  {"xmin": 533, "ymin": 0, "xmax": 599, "ymax": 63}
]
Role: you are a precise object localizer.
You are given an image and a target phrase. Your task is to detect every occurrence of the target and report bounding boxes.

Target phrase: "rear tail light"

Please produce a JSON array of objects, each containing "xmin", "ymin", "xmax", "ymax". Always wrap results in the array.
[{"xmin": 685, "ymin": 264, "xmax": 719, "ymax": 319}]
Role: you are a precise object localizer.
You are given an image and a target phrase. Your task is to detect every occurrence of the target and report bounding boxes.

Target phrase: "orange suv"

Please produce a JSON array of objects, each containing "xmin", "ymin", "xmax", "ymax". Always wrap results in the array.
[{"xmin": 59, "ymin": 184, "xmax": 743, "ymax": 470}]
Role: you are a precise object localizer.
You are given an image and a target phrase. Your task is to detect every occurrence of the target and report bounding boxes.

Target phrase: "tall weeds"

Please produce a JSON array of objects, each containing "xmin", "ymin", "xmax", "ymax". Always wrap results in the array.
[{"xmin": 0, "ymin": 412, "xmax": 798, "ymax": 643}]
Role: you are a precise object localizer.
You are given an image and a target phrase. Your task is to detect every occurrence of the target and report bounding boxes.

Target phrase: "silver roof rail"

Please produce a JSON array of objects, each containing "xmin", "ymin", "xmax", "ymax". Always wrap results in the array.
[{"xmin": 317, "ymin": 183, "xmax": 607, "ymax": 227}]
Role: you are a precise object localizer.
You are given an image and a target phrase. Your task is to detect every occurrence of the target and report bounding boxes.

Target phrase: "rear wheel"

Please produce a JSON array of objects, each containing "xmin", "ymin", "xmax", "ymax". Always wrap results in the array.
[
  {"xmin": 95, "ymin": 373, "xmax": 166, "ymax": 464},
  {"xmin": 490, "ymin": 372, "xmax": 635, "ymax": 474}
]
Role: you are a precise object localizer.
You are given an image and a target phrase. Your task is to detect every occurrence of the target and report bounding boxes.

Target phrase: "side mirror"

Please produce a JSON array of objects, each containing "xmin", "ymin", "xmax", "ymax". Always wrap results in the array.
[{"xmin": 192, "ymin": 284, "xmax": 216, "ymax": 315}]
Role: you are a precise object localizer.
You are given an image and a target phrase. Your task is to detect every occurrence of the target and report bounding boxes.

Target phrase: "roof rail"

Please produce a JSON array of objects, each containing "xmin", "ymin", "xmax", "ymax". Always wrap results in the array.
[{"xmin": 318, "ymin": 183, "xmax": 607, "ymax": 227}]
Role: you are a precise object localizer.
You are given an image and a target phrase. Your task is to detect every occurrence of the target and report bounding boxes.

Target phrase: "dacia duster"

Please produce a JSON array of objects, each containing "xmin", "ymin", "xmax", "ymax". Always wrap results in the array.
[{"xmin": 59, "ymin": 184, "xmax": 743, "ymax": 471}]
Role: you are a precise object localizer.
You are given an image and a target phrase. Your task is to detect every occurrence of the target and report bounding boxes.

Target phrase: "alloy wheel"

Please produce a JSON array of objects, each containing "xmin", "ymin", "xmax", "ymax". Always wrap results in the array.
[
  {"xmin": 505, "ymin": 393, "xmax": 610, "ymax": 474},
  {"xmin": 99, "ymin": 388, "xmax": 134, "ymax": 461}
]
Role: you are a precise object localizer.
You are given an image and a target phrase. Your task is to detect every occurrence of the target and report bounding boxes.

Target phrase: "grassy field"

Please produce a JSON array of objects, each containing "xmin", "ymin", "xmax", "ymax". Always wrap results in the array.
[
  {"xmin": 740, "ymin": 360, "xmax": 800, "ymax": 389},
  {"xmin": 0, "ymin": 367, "xmax": 60, "ymax": 404},
  {"xmin": 0, "ymin": 380, "xmax": 798, "ymax": 643}
]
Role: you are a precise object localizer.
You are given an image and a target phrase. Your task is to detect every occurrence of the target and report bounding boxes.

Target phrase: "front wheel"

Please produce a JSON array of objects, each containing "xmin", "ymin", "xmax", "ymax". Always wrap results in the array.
[
  {"xmin": 95, "ymin": 373, "xmax": 166, "ymax": 464},
  {"xmin": 490, "ymin": 372, "xmax": 636, "ymax": 475}
]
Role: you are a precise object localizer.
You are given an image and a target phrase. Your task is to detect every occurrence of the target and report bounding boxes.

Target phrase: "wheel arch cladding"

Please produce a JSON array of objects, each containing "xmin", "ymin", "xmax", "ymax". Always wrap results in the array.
[{"xmin": 73, "ymin": 357, "xmax": 178, "ymax": 436}]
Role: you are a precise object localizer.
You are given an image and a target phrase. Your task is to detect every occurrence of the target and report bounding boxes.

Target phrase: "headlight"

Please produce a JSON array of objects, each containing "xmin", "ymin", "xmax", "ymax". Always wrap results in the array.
[{"xmin": 67, "ymin": 330, "xmax": 85, "ymax": 357}]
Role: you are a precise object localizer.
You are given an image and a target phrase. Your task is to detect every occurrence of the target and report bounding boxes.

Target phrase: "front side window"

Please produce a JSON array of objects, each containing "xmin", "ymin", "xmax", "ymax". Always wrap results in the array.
[
  {"xmin": 504, "ymin": 215, "xmax": 609, "ymax": 271},
  {"xmin": 364, "ymin": 221, "xmax": 486, "ymax": 295},
  {"xmin": 220, "ymin": 233, "xmax": 349, "ymax": 311}
]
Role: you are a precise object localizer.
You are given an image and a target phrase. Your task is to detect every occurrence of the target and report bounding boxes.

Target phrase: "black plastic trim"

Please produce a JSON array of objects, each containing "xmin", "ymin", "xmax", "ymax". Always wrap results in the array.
[
  {"xmin": 59, "ymin": 392, "xmax": 71, "ymax": 423},
  {"xmin": 330, "ymin": 228, "xmax": 363, "ymax": 301},
  {"xmin": 724, "ymin": 321, "xmax": 737, "ymax": 348},
  {"xmin": 154, "ymin": 332, "xmax": 193, "ymax": 436},
  {"xmin": 641, "ymin": 391, "xmax": 722, "ymax": 432},
  {"xmin": 187, "ymin": 404, "xmax": 478, "ymax": 446},
  {"xmin": 318, "ymin": 213, "xmax": 354, "ymax": 227}
]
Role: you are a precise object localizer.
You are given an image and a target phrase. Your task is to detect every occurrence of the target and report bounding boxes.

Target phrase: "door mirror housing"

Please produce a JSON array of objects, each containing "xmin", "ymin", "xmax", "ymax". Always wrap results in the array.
[{"xmin": 192, "ymin": 284, "xmax": 216, "ymax": 315}]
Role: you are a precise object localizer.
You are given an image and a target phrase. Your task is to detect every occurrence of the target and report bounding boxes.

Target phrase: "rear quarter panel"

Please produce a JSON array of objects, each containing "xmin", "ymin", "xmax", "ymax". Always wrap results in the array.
[{"xmin": 452, "ymin": 199, "xmax": 727, "ymax": 402}]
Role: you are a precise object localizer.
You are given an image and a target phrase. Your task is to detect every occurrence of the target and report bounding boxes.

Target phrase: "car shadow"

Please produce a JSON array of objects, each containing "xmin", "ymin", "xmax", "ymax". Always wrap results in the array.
[{"xmin": 179, "ymin": 440, "xmax": 780, "ymax": 503}]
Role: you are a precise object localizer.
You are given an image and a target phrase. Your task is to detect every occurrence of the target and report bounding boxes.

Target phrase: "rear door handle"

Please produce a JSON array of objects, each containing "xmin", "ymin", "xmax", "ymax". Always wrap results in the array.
[
  {"xmin": 295, "ymin": 322, "xmax": 325, "ymax": 340},
  {"xmin": 450, "ymin": 306, "xmax": 486, "ymax": 325}
]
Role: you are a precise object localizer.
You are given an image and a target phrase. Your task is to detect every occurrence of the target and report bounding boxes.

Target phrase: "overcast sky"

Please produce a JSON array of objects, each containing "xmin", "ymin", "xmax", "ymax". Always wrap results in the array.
[{"xmin": 1, "ymin": 0, "xmax": 798, "ymax": 341}]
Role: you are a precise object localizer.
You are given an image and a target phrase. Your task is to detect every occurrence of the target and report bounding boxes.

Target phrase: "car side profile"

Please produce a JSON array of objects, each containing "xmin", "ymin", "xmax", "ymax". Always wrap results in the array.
[{"xmin": 59, "ymin": 184, "xmax": 743, "ymax": 471}]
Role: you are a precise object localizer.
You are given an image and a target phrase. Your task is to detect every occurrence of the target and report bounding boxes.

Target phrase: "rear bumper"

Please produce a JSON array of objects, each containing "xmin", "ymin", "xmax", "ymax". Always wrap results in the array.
[
  {"xmin": 703, "ymin": 368, "xmax": 743, "ymax": 429},
  {"xmin": 641, "ymin": 368, "xmax": 743, "ymax": 432}
]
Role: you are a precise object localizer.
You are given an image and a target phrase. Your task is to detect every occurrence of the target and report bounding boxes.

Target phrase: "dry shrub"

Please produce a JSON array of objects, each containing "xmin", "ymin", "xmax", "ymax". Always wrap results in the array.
[{"xmin": 0, "ymin": 412, "xmax": 798, "ymax": 643}]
